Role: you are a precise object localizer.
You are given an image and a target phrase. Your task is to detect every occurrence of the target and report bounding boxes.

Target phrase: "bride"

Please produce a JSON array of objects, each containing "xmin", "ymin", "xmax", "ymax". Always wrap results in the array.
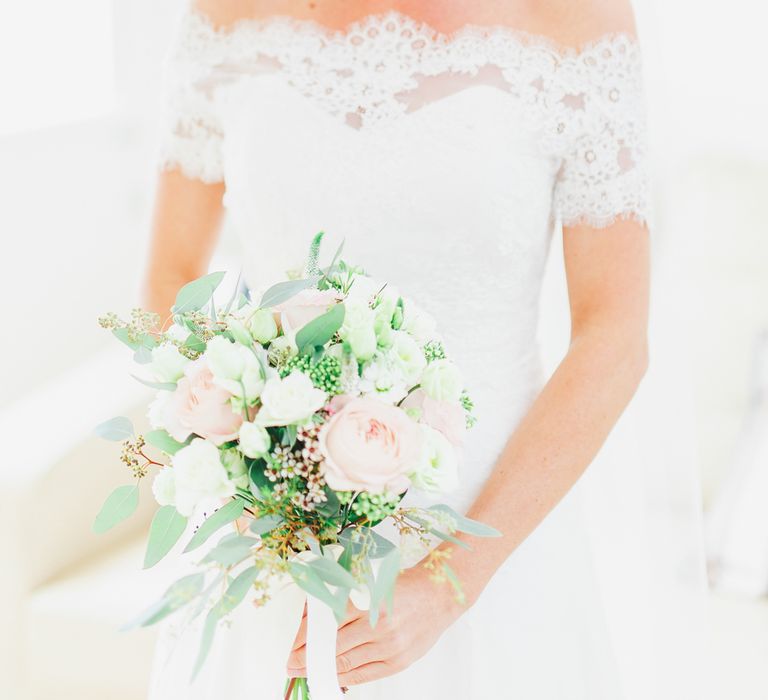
[{"xmin": 141, "ymin": 0, "xmax": 689, "ymax": 698}]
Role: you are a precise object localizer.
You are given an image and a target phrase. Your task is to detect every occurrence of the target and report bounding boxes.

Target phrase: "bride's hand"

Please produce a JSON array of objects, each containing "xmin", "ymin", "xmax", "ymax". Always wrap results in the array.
[{"xmin": 286, "ymin": 565, "xmax": 463, "ymax": 686}]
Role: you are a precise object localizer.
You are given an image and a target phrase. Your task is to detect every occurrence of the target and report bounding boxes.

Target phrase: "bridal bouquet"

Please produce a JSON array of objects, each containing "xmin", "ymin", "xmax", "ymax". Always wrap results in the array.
[{"xmin": 94, "ymin": 234, "xmax": 496, "ymax": 697}]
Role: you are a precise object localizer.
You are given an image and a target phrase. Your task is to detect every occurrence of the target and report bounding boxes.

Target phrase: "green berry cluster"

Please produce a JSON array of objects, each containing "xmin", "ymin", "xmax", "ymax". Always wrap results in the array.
[
  {"xmin": 281, "ymin": 354, "xmax": 343, "ymax": 395},
  {"xmin": 423, "ymin": 340, "xmax": 447, "ymax": 363},
  {"xmin": 351, "ymin": 491, "xmax": 401, "ymax": 522}
]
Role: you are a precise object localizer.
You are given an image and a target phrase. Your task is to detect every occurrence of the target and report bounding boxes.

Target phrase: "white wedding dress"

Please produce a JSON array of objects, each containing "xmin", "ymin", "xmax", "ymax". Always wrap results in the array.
[{"xmin": 148, "ymin": 7, "xmax": 705, "ymax": 700}]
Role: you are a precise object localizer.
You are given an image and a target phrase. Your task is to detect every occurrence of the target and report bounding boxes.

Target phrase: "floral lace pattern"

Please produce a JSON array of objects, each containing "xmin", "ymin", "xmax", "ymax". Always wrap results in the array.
[{"xmin": 160, "ymin": 9, "xmax": 650, "ymax": 228}]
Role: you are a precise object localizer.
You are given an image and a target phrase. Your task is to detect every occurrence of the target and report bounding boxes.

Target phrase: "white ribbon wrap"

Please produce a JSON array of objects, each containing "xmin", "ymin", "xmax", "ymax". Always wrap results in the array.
[{"xmin": 304, "ymin": 594, "xmax": 345, "ymax": 700}]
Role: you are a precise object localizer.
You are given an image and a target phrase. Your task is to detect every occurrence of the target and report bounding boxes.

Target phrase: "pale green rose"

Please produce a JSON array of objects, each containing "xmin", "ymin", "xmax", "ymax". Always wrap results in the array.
[
  {"xmin": 151, "ymin": 467, "xmax": 177, "ymax": 507},
  {"xmin": 247, "ymin": 308, "xmax": 278, "ymax": 345},
  {"xmin": 340, "ymin": 299, "xmax": 375, "ymax": 337},
  {"xmin": 421, "ymin": 359, "xmax": 463, "ymax": 402},
  {"xmin": 205, "ymin": 335, "xmax": 265, "ymax": 403},
  {"xmin": 150, "ymin": 343, "xmax": 189, "ymax": 383},
  {"xmin": 391, "ymin": 331, "xmax": 427, "ymax": 384},
  {"xmin": 410, "ymin": 425, "xmax": 459, "ymax": 493},
  {"xmin": 220, "ymin": 448, "xmax": 249, "ymax": 488},
  {"xmin": 346, "ymin": 326, "xmax": 378, "ymax": 361},
  {"xmin": 238, "ymin": 421, "xmax": 272, "ymax": 458},
  {"xmin": 227, "ymin": 317, "xmax": 253, "ymax": 347}
]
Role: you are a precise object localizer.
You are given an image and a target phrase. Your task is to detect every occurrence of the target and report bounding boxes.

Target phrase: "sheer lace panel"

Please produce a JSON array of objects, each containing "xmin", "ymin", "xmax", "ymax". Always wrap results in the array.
[{"xmin": 159, "ymin": 9, "xmax": 650, "ymax": 227}]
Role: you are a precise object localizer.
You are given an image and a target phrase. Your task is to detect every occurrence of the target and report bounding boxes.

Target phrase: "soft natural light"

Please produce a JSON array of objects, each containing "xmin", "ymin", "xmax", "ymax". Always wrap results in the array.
[{"xmin": 0, "ymin": 0, "xmax": 115, "ymax": 135}]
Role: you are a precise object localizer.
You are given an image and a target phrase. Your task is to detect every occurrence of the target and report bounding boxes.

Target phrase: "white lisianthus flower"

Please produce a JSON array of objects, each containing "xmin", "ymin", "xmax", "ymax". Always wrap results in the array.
[
  {"xmin": 340, "ymin": 299, "xmax": 375, "ymax": 336},
  {"xmin": 344, "ymin": 275, "xmax": 382, "ymax": 306},
  {"xmin": 152, "ymin": 467, "xmax": 177, "ymax": 507},
  {"xmin": 246, "ymin": 307, "xmax": 278, "ymax": 344},
  {"xmin": 359, "ymin": 354, "xmax": 408, "ymax": 404},
  {"xmin": 171, "ymin": 438, "xmax": 236, "ymax": 517},
  {"xmin": 205, "ymin": 335, "xmax": 266, "ymax": 404},
  {"xmin": 150, "ymin": 343, "xmax": 189, "ymax": 383},
  {"xmin": 255, "ymin": 371, "xmax": 327, "ymax": 427},
  {"xmin": 239, "ymin": 421, "xmax": 272, "ymax": 458},
  {"xmin": 421, "ymin": 359, "xmax": 464, "ymax": 402},
  {"xmin": 346, "ymin": 326, "xmax": 377, "ymax": 361},
  {"xmin": 400, "ymin": 298, "xmax": 438, "ymax": 345},
  {"xmin": 410, "ymin": 425, "xmax": 460, "ymax": 493},
  {"xmin": 390, "ymin": 331, "xmax": 427, "ymax": 384},
  {"xmin": 220, "ymin": 448, "xmax": 249, "ymax": 489},
  {"xmin": 147, "ymin": 390, "xmax": 171, "ymax": 430}
]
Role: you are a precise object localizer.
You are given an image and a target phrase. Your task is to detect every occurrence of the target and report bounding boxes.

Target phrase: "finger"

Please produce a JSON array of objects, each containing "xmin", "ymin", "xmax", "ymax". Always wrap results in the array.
[
  {"xmin": 336, "ymin": 643, "xmax": 383, "ymax": 675},
  {"xmin": 286, "ymin": 644, "xmax": 306, "ymax": 672},
  {"xmin": 336, "ymin": 618, "xmax": 377, "ymax": 656},
  {"xmin": 289, "ymin": 603, "xmax": 308, "ymax": 652},
  {"xmin": 339, "ymin": 599, "xmax": 365, "ymax": 629},
  {"xmin": 338, "ymin": 661, "xmax": 396, "ymax": 687}
]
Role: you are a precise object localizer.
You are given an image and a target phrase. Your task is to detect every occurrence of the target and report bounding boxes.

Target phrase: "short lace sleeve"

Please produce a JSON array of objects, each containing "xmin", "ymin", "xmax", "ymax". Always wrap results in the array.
[
  {"xmin": 158, "ymin": 8, "xmax": 227, "ymax": 183},
  {"xmin": 553, "ymin": 36, "xmax": 651, "ymax": 229}
]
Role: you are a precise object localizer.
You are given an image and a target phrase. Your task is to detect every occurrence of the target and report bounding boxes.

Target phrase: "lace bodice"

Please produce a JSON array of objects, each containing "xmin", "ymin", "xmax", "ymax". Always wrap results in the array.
[{"xmin": 160, "ymin": 9, "xmax": 650, "ymax": 228}]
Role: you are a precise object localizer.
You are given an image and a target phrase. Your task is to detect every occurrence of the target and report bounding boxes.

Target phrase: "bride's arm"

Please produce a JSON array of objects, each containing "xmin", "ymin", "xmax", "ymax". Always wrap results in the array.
[
  {"xmin": 431, "ymin": 217, "xmax": 649, "ymax": 603},
  {"xmin": 141, "ymin": 170, "xmax": 224, "ymax": 323}
]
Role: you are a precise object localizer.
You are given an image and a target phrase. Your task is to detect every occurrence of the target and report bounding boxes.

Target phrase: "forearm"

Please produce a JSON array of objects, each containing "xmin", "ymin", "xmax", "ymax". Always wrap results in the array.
[{"xmin": 441, "ymin": 326, "xmax": 648, "ymax": 606}]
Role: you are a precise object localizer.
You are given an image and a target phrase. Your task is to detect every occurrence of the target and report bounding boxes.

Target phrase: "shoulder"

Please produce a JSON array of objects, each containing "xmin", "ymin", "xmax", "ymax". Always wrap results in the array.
[{"xmin": 529, "ymin": 0, "xmax": 638, "ymax": 48}]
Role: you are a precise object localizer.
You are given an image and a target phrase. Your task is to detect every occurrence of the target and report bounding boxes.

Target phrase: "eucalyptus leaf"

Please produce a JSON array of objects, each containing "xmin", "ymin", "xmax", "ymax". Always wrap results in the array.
[
  {"xmin": 191, "ymin": 608, "xmax": 219, "ymax": 681},
  {"xmin": 339, "ymin": 528, "xmax": 395, "ymax": 559},
  {"xmin": 369, "ymin": 548, "xmax": 401, "ymax": 627},
  {"xmin": 131, "ymin": 374, "xmax": 177, "ymax": 391},
  {"xmin": 94, "ymin": 416, "xmax": 134, "ymax": 441},
  {"xmin": 258, "ymin": 278, "xmax": 316, "ymax": 309},
  {"xmin": 123, "ymin": 572, "xmax": 205, "ymax": 630},
  {"xmin": 289, "ymin": 562, "xmax": 347, "ymax": 621},
  {"xmin": 112, "ymin": 327, "xmax": 140, "ymax": 351},
  {"xmin": 308, "ymin": 556, "xmax": 357, "ymax": 589},
  {"xmin": 133, "ymin": 345, "xmax": 154, "ymax": 365},
  {"xmin": 428, "ymin": 504, "xmax": 501, "ymax": 538},
  {"xmin": 184, "ymin": 499, "xmax": 245, "ymax": 553},
  {"xmin": 173, "ymin": 271, "xmax": 226, "ymax": 314},
  {"xmin": 202, "ymin": 534, "xmax": 258, "ymax": 566},
  {"xmin": 183, "ymin": 333, "xmax": 207, "ymax": 354},
  {"xmin": 247, "ymin": 458, "xmax": 271, "ymax": 496},
  {"xmin": 93, "ymin": 484, "xmax": 139, "ymax": 533},
  {"xmin": 296, "ymin": 303, "xmax": 345, "ymax": 355},
  {"xmin": 249, "ymin": 514, "xmax": 283, "ymax": 536},
  {"xmin": 223, "ymin": 269, "xmax": 243, "ymax": 314},
  {"xmin": 281, "ymin": 425, "xmax": 297, "ymax": 447},
  {"xmin": 144, "ymin": 506, "xmax": 188, "ymax": 568},
  {"xmin": 145, "ymin": 429, "xmax": 188, "ymax": 455},
  {"xmin": 319, "ymin": 239, "xmax": 345, "ymax": 288}
]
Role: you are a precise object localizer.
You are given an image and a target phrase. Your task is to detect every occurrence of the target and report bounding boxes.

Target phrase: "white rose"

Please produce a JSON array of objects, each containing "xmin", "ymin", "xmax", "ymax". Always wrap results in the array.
[
  {"xmin": 247, "ymin": 308, "xmax": 278, "ymax": 345},
  {"xmin": 410, "ymin": 425, "xmax": 460, "ymax": 493},
  {"xmin": 171, "ymin": 438, "xmax": 236, "ymax": 517},
  {"xmin": 239, "ymin": 421, "xmax": 272, "ymax": 458},
  {"xmin": 151, "ymin": 467, "xmax": 177, "ymax": 507},
  {"xmin": 147, "ymin": 391, "xmax": 171, "ymax": 429},
  {"xmin": 255, "ymin": 371, "xmax": 327, "ymax": 427},
  {"xmin": 340, "ymin": 299, "xmax": 375, "ymax": 337},
  {"xmin": 400, "ymin": 298, "xmax": 438, "ymax": 345},
  {"xmin": 390, "ymin": 331, "xmax": 427, "ymax": 384},
  {"xmin": 359, "ymin": 354, "xmax": 408, "ymax": 404},
  {"xmin": 150, "ymin": 343, "xmax": 189, "ymax": 383},
  {"xmin": 421, "ymin": 359, "xmax": 464, "ymax": 402},
  {"xmin": 205, "ymin": 335, "xmax": 265, "ymax": 403}
]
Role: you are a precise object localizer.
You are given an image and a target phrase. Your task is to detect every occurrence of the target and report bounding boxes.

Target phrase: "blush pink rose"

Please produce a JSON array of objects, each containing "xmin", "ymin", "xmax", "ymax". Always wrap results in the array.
[
  {"xmin": 161, "ymin": 359, "xmax": 242, "ymax": 446},
  {"xmin": 273, "ymin": 289, "xmax": 341, "ymax": 335},
  {"xmin": 318, "ymin": 398, "xmax": 423, "ymax": 494},
  {"xmin": 402, "ymin": 389, "xmax": 466, "ymax": 447}
]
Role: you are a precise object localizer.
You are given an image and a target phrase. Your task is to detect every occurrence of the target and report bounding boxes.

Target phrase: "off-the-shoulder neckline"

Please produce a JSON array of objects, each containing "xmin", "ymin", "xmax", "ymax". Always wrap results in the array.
[{"xmin": 186, "ymin": 8, "xmax": 640, "ymax": 60}]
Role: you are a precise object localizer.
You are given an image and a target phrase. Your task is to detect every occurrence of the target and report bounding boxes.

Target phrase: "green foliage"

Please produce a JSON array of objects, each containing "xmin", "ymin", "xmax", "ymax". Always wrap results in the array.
[
  {"xmin": 258, "ymin": 278, "xmax": 315, "ymax": 309},
  {"xmin": 295, "ymin": 303, "xmax": 345, "ymax": 355},
  {"xmin": 350, "ymin": 491, "xmax": 400, "ymax": 522},
  {"xmin": 307, "ymin": 555, "xmax": 357, "ymax": 589},
  {"xmin": 423, "ymin": 340, "xmax": 447, "ymax": 362},
  {"xmin": 305, "ymin": 231, "xmax": 325, "ymax": 277},
  {"xmin": 428, "ymin": 504, "xmax": 501, "ymax": 538},
  {"xmin": 249, "ymin": 514, "xmax": 284, "ymax": 536},
  {"xmin": 94, "ymin": 416, "xmax": 134, "ymax": 441},
  {"xmin": 124, "ymin": 572, "xmax": 205, "ymax": 630},
  {"xmin": 130, "ymin": 374, "xmax": 177, "ymax": 391},
  {"xmin": 183, "ymin": 333, "xmax": 207, "ymax": 354},
  {"xmin": 289, "ymin": 562, "xmax": 348, "ymax": 621},
  {"xmin": 172, "ymin": 271, "xmax": 226, "ymax": 314},
  {"xmin": 184, "ymin": 499, "xmax": 246, "ymax": 553},
  {"xmin": 144, "ymin": 506, "xmax": 188, "ymax": 568},
  {"xmin": 145, "ymin": 429, "xmax": 187, "ymax": 455},
  {"xmin": 202, "ymin": 533, "xmax": 258, "ymax": 566},
  {"xmin": 93, "ymin": 484, "xmax": 139, "ymax": 533},
  {"xmin": 339, "ymin": 527, "xmax": 395, "ymax": 560},
  {"xmin": 368, "ymin": 548, "xmax": 401, "ymax": 627}
]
